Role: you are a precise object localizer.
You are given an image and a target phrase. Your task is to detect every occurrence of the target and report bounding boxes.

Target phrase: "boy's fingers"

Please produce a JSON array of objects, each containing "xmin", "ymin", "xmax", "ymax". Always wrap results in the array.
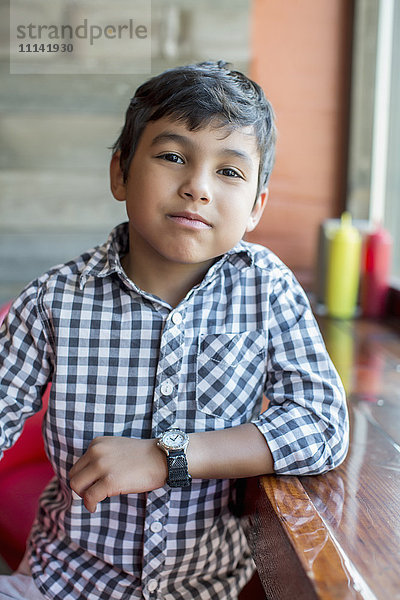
[
  {"xmin": 69, "ymin": 462, "xmax": 101, "ymax": 498},
  {"xmin": 83, "ymin": 476, "xmax": 117, "ymax": 513},
  {"xmin": 69, "ymin": 437, "xmax": 109, "ymax": 478},
  {"xmin": 69, "ymin": 452, "xmax": 91, "ymax": 479}
]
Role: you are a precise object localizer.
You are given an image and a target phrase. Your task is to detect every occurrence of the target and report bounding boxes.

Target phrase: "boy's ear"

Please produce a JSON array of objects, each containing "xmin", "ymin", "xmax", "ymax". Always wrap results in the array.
[
  {"xmin": 110, "ymin": 152, "xmax": 126, "ymax": 202},
  {"xmin": 246, "ymin": 189, "xmax": 268, "ymax": 233}
]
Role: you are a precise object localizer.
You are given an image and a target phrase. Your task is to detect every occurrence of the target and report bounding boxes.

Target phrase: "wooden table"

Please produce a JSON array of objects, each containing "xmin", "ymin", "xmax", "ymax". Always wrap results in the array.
[{"xmin": 243, "ymin": 317, "xmax": 400, "ymax": 600}]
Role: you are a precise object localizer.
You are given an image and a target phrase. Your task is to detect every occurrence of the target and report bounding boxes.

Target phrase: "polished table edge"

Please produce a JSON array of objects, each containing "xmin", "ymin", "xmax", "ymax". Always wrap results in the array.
[{"xmin": 244, "ymin": 474, "xmax": 373, "ymax": 600}]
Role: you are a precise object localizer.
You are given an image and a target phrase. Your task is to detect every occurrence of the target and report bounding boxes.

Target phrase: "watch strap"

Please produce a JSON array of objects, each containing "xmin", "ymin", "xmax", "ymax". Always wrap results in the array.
[{"xmin": 166, "ymin": 450, "xmax": 192, "ymax": 488}]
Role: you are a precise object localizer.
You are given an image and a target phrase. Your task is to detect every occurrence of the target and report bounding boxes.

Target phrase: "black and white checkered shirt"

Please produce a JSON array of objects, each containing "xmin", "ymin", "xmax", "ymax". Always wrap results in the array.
[{"xmin": 0, "ymin": 223, "xmax": 348, "ymax": 600}]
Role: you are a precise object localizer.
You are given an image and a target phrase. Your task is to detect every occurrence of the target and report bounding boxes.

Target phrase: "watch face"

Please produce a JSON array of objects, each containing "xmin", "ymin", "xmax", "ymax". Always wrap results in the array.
[{"xmin": 163, "ymin": 430, "xmax": 186, "ymax": 449}]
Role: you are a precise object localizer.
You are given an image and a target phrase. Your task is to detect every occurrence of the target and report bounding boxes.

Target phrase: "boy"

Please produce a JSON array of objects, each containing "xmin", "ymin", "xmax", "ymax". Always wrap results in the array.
[{"xmin": 0, "ymin": 61, "xmax": 349, "ymax": 599}]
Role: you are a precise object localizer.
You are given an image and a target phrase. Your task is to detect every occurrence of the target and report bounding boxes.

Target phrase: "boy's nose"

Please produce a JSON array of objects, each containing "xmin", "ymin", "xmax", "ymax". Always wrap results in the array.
[
  {"xmin": 182, "ymin": 191, "xmax": 211, "ymax": 204},
  {"xmin": 178, "ymin": 172, "xmax": 212, "ymax": 204}
]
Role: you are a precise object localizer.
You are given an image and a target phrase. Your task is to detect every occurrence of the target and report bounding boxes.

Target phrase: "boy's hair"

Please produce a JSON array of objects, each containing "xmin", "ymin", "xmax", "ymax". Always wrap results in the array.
[{"xmin": 112, "ymin": 60, "xmax": 277, "ymax": 197}]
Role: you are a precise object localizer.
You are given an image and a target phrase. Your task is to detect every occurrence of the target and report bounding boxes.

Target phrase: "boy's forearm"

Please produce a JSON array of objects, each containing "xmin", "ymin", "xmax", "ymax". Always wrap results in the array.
[
  {"xmin": 187, "ymin": 423, "xmax": 274, "ymax": 480},
  {"xmin": 69, "ymin": 424, "xmax": 274, "ymax": 513}
]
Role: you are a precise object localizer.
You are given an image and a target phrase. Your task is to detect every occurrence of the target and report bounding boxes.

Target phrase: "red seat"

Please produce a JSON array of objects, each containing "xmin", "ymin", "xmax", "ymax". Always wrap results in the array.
[{"xmin": 0, "ymin": 302, "xmax": 54, "ymax": 570}]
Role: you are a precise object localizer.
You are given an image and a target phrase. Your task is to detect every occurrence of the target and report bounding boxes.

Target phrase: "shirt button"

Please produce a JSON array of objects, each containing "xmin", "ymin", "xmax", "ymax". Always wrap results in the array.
[
  {"xmin": 150, "ymin": 521, "xmax": 163, "ymax": 533},
  {"xmin": 147, "ymin": 579, "xmax": 158, "ymax": 593},
  {"xmin": 160, "ymin": 380, "xmax": 174, "ymax": 396},
  {"xmin": 171, "ymin": 312, "xmax": 182, "ymax": 325}
]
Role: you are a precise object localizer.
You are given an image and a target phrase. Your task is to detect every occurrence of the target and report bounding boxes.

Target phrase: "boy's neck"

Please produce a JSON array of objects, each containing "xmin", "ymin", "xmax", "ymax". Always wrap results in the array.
[{"xmin": 121, "ymin": 248, "xmax": 215, "ymax": 308}]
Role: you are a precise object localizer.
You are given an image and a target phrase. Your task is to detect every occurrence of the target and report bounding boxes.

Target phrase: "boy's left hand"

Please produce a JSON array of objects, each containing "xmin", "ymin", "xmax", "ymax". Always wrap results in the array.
[{"xmin": 69, "ymin": 436, "xmax": 168, "ymax": 513}]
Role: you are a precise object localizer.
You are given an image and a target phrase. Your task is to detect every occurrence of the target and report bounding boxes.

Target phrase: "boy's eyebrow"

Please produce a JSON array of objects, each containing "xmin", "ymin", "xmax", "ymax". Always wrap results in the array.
[
  {"xmin": 219, "ymin": 148, "xmax": 255, "ymax": 168},
  {"xmin": 150, "ymin": 131, "xmax": 255, "ymax": 167},
  {"xmin": 150, "ymin": 132, "xmax": 188, "ymax": 148}
]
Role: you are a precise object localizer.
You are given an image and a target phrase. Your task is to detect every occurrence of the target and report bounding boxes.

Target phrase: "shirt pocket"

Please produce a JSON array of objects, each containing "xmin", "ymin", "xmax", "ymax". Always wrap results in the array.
[{"xmin": 196, "ymin": 330, "xmax": 266, "ymax": 422}]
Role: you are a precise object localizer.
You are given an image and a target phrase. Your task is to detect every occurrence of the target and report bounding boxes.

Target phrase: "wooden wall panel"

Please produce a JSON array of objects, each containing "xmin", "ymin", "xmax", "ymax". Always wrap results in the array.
[{"xmin": 248, "ymin": 0, "xmax": 354, "ymax": 288}]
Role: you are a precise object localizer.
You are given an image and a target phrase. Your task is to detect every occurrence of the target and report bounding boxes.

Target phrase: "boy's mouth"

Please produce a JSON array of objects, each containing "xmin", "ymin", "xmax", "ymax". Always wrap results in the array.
[{"xmin": 167, "ymin": 212, "xmax": 212, "ymax": 230}]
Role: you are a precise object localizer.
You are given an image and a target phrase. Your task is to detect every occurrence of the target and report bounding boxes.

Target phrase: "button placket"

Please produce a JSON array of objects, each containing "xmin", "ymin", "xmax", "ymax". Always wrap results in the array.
[
  {"xmin": 142, "ymin": 311, "xmax": 186, "ymax": 594},
  {"xmin": 142, "ymin": 488, "xmax": 170, "ymax": 596},
  {"xmin": 153, "ymin": 311, "xmax": 185, "ymax": 436}
]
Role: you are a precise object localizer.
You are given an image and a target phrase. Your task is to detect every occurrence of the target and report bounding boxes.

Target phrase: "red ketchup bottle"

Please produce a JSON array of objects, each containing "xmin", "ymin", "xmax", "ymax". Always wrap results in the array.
[{"xmin": 361, "ymin": 225, "xmax": 392, "ymax": 318}]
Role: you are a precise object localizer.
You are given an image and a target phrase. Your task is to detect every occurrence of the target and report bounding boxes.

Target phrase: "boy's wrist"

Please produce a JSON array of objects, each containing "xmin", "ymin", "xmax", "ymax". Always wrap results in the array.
[
  {"xmin": 186, "ymin": 432, "xmax": 206, "ymax": 479},
  {"xmin": 157, "ymin": 429, "xmax": 192, "ymax": 487},
  {"xmin": 151, "ymin": 438, "xmax": 169, "ymax": 485}
]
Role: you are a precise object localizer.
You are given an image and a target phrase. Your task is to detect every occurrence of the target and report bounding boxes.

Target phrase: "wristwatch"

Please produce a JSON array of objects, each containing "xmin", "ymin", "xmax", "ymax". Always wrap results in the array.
[{"xmin": 157, "ymin": 428, "xmax": 192, "ymax": 488}]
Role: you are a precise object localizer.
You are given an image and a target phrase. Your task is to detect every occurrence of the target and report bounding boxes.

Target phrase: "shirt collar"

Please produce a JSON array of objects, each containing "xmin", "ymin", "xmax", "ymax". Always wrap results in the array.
[
  {"xmin": 79, "ymin": 222, "xmax": 254, "ymax": 289},
  {"xmin": 79, "ymin": 223, "xmax": 128, "ymax": 288},
  {"xmin": 224, "ymin": 240, "xmax": 254, "ymax": 268}
]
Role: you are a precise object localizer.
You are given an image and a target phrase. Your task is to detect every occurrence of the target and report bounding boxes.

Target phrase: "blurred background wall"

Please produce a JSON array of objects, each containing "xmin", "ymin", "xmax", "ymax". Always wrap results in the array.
[
  {"xmin": 248, "ymin": 0, "xmax": 354, "ymax": 289},
  {"xmin": 1, "ymin": 0, "xmax": 252, "ymax": 304},
  {"xmin": 2, "ymin": 0, "xmax": 395, "ymax": 305}
]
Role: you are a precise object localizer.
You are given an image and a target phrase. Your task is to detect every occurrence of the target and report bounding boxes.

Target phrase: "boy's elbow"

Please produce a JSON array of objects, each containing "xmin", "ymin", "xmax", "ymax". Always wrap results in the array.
[
  {"xmin": 311, "ymin": 433, "xmax": 349, "ymax": 475},
  {"xmin": 303, "ymin": 412, "xmax": 350, "ymax": 475},
  {"xmin": 278, "ymin": 409, "xmax": 350, "ymax": 476},
  {"xmin": 328, "ymin": 421, "xmax": 350, "ymax": 472},
  {"xmin": 309, "ymin": 387, "xmax": 350, "ymax": 474}
]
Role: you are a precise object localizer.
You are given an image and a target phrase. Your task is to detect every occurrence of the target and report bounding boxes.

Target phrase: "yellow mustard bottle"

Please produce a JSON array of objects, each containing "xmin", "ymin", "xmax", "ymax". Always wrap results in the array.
[{"xmin": 326, "ymin": 212, "xmax": 361, "ymax": 319}]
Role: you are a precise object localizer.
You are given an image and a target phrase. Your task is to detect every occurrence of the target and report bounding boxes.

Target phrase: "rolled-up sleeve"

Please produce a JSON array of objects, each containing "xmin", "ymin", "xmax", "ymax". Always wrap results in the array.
[
  {"xmin": 0, "ymin": 282, "xmax": 53, "ymax": 457},
  {"xmin": 252, "ymin": 270, "xmax": 349, "ymax": 475}
]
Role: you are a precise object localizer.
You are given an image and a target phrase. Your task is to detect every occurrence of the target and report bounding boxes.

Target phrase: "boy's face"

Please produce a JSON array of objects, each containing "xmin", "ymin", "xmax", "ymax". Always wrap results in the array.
[{"xmin": 110, "ymin": 117, "xmax": 267, "ymax": 272}]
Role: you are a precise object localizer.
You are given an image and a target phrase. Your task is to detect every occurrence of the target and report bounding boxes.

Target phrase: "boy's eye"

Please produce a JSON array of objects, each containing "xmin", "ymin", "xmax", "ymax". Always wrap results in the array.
[
  {"xmin": 218, "ymin": 167, "xmax": 243, "ymax": 179},
  {"xmin": 158, "ymin": 152, "xmax": 184, "ymax": 164}
]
